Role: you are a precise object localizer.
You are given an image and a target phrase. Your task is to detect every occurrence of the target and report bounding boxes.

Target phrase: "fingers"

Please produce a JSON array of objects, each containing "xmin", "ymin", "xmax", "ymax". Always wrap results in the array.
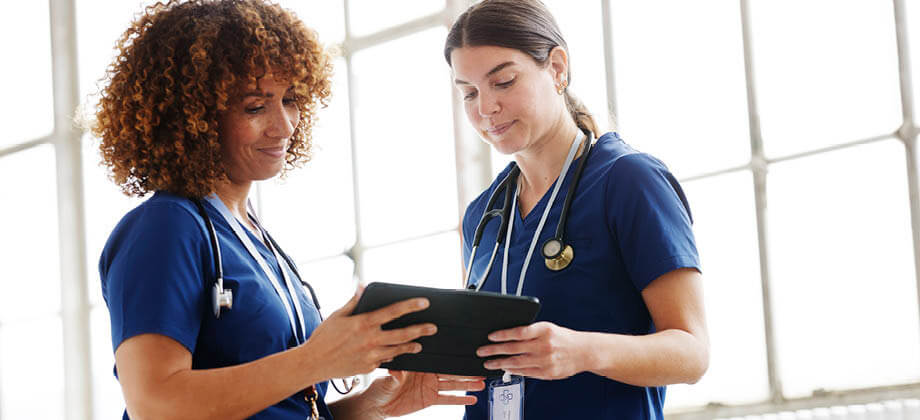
[
  {"xmin": 366, "ymin": 297, "xmax": 430, "ymax": 326},
  {"xmin": 488, "ymin": 322, "xmax": 547, "ymax": 342},
  {"xmin": 379, "ymin": 323, "xmax": 437, "ymax": 345},
  {"xmin": 376, "ymin": 341, "xmax": 422, "ymax": 363},
  {"xmin": 437, "ymin": 378, "xmax": 485, "ymax": 392},
  {"xmin": 476, "ymin": 340, "xmax": 532, "ymax": 357},
  {"xmin": 435, "ymin": 394, "xmax": 478, "ymax": 406},
  {"xmin": 329, "ymin": 288, "xmax": 363, "ymax": 318},
  {"xmin": 483, "ymin": 354, "xmax": 538, "ymax": 371},
  {"xmin": 437, "ymin": 374, "xmax": 486, "ymax": 381}
]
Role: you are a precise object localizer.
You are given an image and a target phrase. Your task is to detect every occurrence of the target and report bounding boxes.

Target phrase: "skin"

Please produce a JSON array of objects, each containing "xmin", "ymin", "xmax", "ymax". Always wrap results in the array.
[
  {"xmin": 451, "ymin": 46, "xmax": 709, "ymax": 385},
  {"xmin": 114, "ymin": 74, "xmax": 484, "ymax": 420}
]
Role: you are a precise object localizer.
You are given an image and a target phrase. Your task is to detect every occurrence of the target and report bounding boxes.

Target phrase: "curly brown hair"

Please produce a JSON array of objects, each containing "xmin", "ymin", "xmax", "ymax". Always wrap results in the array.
[{"xmin": 92, "ymin": 0, "xmax": 332, "ymax": 198}]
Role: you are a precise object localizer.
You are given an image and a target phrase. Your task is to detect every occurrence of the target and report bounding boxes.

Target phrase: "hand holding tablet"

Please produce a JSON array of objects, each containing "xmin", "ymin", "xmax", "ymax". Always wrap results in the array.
[{"xmin": 351, "ymin": 282, "xmax": 541, "ymax": 377}]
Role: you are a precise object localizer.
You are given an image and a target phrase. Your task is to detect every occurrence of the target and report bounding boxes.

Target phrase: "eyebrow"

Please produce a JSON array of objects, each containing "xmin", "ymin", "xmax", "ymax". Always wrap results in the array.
[
  {"xmin": 241, "ymin": 87, "xmax": 295, "ymax": 99},
  {"xmin": 242, "ymin": 91, "xmax": 274, "ymax": 99},
  {"xmin": 454, "ymin": 61, "xmax": 516, "ymax": 85}
]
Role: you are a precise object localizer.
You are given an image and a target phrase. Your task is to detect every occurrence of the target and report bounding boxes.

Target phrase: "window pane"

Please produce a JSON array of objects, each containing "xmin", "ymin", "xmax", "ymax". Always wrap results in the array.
[
  {"xmin": 298, "ymin": 256, "xmax": 356, "ymax": 319},
  {"xmin": 91, "ymin": 305, "xmax": 125, "ymax": 420},
  {"xmin": 347, "ymin": 0, "xmax": 444, "ymax": 37},
  {"xmin": 750, "ymin": 0, "xmax": 902, "ymax": 158},
  {"xmin": 906, "ymin": 0, "xmax": 920, "ymax": 117},
  {"xmin": 668, "ymin": 171, "xmax": 769, "ymax": 408},
  {"xmin": 260, "ymin": 58, "xmax": 356, "ymax": 260},
  {"xmin": 609, "ymin": 0, "xmax": 750, "ymax": 178},
  {"xmin": 0, "ymin": 0, "xmax": 54, "ymax": 146},
  {"xmin": 0, "ymin": 146, "xmax": 60, "ymax": 321},
  {"xmin": 543, "ymin": 0, "xmax": 610, "ymax": 135},
  {"xmin": 76, "ymin": 0, "xmax": 154, "ymax": 99},
  {"xmin": 1, "ymin": 318, "xmax": 65, "ymax": 420},
  {"xmin": 287, "ymin": 1, "xmax": 346, "ymax": 43},
  {"xmin": 82, "ymin": 135, "xmax": 145, "ymax": 307},
  {"xmin": 768, "ymin": 140, "xmax": 920, "ymax": 397},
  {"xmin": 351, "ymin": 28, "xmax": 459, "ymax": 245},
  {"xmin": 362, "ymin": 231, "xmax": 464, "ymax": 290}
]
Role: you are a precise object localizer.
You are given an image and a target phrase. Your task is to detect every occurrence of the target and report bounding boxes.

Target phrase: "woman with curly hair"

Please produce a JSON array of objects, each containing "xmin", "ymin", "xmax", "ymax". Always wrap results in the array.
[{"xmin": 93, "ymin": 1, "xmax": 483, "ymax": 419}]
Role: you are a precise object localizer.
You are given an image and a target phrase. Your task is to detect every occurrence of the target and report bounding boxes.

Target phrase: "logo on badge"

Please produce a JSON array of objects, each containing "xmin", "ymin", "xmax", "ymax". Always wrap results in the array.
[{"xmin": 500, "ymin": 389, "xmax": 514, "ymax": 405}]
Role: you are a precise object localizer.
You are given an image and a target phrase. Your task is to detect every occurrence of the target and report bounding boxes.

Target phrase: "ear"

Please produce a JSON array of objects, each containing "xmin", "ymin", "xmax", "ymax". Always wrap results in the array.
[{"xmin": 547, "ymin": 46, "xmax": 570, "ymax": 86}]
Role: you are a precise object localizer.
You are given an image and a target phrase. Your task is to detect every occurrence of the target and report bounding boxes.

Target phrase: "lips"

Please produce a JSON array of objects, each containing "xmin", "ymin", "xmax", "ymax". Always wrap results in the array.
[
  {"xmin": 257, "ymin": 145, "xmax": 286, "ymax": 158},
  {"xmin": 486, "ymin": 121, "xmax": 515, "ymax": 136}
]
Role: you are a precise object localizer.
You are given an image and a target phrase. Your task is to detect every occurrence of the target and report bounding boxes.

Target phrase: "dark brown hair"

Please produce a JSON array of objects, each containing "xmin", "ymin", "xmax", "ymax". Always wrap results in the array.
[
  {"xmin": 92, "ymin": 0, "xmax": 332, "ymax": 198},
  {"xmin": 444, "ymin": 0, "xmax": 599, "ymax": 137}
]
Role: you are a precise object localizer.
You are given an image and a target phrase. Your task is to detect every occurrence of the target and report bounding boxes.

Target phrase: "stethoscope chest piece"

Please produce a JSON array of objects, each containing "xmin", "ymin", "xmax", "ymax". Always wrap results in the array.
[
  {"xmin": 213, "ymin": 280, "xmax": 233, "ymax": 318},
  {"xmin": 542, "ymin": 238, "xmax": 574, "ymax": 271}
]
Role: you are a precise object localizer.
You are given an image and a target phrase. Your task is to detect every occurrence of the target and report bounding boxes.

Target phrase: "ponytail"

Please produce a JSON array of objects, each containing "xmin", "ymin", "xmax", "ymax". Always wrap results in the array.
[{"xmin": 563, "ymin": 91, "xmax": 599, "ymax": 139}]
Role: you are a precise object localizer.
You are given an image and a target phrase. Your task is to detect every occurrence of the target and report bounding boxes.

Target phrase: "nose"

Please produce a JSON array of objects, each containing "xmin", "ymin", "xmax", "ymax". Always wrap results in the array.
[
  {"xmin": 266, "ymin": 105, "xmax": 297, "ymax": 139},
  {"xmin": 477, "ymin": 90, "xmax": 500, "ymax": 118}
]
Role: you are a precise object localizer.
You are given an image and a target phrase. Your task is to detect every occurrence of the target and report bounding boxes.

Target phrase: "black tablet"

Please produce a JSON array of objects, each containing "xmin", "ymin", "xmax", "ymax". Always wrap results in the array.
[{"xmin": 351, "ymin": 282, "xmax": 541, "ymax": 377}]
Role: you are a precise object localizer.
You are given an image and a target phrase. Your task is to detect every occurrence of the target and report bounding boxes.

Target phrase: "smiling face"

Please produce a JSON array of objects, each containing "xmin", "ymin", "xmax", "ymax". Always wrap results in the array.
[
  {"xmin": 219, "ymin": 73, "xmax": 299, "ymax": 184},
  {"xmin": 451, "ymin": 45, "xmax": 567, "ymax": 156}
]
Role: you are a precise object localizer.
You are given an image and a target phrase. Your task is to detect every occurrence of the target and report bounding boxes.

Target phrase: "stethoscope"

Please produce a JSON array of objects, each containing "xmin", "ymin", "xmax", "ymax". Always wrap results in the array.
[
  {"xmin": 464, "ymin": 130, "xmax": 594, "ymax": 291},
  {"xmin": 190, "ymin": 198, "xmax": 357, "ymax": 394},
  {"xmin": 191, "ymin": 198, "xmax": 321, "ymax": 318}
]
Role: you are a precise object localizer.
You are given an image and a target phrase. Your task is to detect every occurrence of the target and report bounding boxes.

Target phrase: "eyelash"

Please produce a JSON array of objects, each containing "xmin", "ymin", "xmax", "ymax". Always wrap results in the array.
[
  {"xmin": 463, "ymin": 78, "xmax": 515, "ymax": 101},
  {"xmin": 245, "ymin": 98, "xmax": 297, "ymax": 113}
]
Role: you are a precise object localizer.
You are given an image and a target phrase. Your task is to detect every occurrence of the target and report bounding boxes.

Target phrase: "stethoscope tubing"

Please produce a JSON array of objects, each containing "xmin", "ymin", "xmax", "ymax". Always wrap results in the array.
[
  {"xmin": 194, "ymin": 199, "xmax": 322, "ymax": 315},
  {"xmin": 464, "ymin": 131, "xmax": 594, "ymax": 290}
]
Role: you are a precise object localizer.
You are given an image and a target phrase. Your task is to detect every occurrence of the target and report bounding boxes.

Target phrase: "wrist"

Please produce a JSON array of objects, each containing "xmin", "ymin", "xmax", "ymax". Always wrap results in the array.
[
  {"xmin": 573, "ymin": 331, "xmax": 600, "ymax": 374},
  {"xmin": 332, "ymin": 378, "xmax": 387, "ymax": 420},
  {"xmin": 293, "ymin": 341, "xmax": 331, "ymax": 391}
]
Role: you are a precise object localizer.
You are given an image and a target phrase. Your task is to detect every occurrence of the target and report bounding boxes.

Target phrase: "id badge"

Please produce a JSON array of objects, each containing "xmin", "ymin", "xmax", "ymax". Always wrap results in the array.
[{"xmin": 488, "ymin": 374, "xmax": 524, "ymax": 420}]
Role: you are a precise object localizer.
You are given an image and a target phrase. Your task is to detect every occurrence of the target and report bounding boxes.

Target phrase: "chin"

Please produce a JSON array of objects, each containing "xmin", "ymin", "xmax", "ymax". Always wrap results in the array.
[{"xmin": 481, "ymin": 136, "xmax": 518, "ymax": 156}]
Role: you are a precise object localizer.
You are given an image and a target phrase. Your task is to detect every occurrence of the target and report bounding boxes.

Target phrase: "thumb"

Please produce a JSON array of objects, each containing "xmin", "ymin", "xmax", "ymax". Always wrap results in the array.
[{"xmin": 329, "ymin": 286, "xmax": 363, "ymax": 318}]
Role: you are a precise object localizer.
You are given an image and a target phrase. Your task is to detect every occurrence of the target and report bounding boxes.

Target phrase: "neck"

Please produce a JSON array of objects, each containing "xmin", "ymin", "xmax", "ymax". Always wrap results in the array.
[
  {"xmin": 213, "ymin": 178, "xmax": 255, "ymax": 231},
  {"xmin": 514, "ymin": 117, "xmax": 582, "ymax": 197}
]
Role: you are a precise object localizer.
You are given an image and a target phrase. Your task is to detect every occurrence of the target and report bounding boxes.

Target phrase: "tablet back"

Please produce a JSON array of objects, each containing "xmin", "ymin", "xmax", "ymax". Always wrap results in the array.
[{"xmin": 352, "ymin": 282, "xmax": 541, "ymax": 377}]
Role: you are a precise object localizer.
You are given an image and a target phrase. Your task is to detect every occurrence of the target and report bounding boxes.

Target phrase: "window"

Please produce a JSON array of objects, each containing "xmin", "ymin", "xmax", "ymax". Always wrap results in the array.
[{"xmin": 4, "ymin": 1, "xmax": 919, "ymax": 419}]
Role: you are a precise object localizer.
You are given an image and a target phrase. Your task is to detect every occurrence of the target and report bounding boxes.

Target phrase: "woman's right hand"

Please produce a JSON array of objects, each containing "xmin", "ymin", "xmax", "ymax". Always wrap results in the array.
[{"xmin": 303, "ymin": 288, "xmax": 437, "ymax": 380}]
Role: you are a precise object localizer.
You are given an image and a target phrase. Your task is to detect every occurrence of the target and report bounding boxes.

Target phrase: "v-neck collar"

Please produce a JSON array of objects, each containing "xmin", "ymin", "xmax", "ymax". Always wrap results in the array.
[{"xmin": 514, "ymin": 152, "xmax": 585, "ymax": 227}]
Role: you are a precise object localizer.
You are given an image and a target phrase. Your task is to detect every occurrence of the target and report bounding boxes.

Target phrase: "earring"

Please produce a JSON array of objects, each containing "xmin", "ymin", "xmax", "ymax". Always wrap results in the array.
[{"xmin": 556, "ymin": 80, "xmax": 568, "ymax": 95}]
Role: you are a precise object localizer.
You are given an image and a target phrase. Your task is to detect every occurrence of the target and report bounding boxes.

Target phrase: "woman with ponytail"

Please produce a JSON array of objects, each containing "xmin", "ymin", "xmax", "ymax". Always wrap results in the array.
[{"xmin": 446, "ymin": 1, "xmax": 709, "ymax": 418}]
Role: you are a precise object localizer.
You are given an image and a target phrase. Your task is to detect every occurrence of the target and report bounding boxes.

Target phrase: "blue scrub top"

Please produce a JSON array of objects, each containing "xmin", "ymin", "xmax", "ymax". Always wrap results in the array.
[
  {"xmin": 461, "ymin": 132, "xmax": 700, "ymax": 420},
  {"xmin": 99, "ymin": 191, "xmax": 333, "ymax": 420}
]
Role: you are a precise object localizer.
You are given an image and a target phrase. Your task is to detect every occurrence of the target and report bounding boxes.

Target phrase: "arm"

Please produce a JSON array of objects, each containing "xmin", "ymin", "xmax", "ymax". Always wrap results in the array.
[
  {"xmin": 479, "ymin": 267, "xmax": 709, "ymax": 386},
  {"xmin": 581, "ymin": 267, "xmax": 708, "ymax": 385},
  {"xmin": 115, "ymin": 292, "xmax": 436, "ymax": 420}
]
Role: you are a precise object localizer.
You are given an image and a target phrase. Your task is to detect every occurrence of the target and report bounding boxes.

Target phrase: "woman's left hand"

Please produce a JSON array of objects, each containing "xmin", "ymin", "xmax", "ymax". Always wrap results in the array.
[
  {"xmin": 364, "ymin": 371, "xmax": 484, "ymax": 418},
  {"xmin": 477, "ymin": 321, "xmax": 586, "ymax": 380}
]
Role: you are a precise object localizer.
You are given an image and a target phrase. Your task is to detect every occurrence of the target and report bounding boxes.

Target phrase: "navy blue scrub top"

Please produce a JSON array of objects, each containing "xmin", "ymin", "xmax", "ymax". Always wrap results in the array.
[
  {"xmin": 461, "ymin": 132, "xmax": 700, "ymax": 420},
  {"xmin": 99, "ymin": 192, "xmax": 332, "ymax": 420}
]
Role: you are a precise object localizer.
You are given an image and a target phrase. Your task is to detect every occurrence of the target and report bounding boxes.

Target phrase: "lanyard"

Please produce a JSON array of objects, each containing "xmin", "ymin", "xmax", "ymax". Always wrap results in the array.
[
  {"xmin": 500, "ymin": 130, "xmax": 585, "ymax": 296},
  {"xmin": 205, "ymin": 195, "xmax": 308, "ymax": 344}
]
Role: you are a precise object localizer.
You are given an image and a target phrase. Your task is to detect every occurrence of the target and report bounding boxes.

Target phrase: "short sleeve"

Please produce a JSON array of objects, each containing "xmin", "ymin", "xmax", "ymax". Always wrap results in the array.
[
  {"xmin": 99, "ymin": 202, "xmax": 209, "ymax": 354},
  {"xmin": 606, "ymin": 154, "xmax": 700, "ymax": 291},
  {"xmin": 461, "ymin": 201, "xmax": 479, "ymax": 266}
]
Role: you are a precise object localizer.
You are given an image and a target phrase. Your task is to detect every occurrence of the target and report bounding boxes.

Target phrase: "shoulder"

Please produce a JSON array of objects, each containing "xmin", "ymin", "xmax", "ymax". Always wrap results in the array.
[
  {"xmin": 589, "ymin": 132, "xmax": 674, "ymax": 187},
  {"xmin": 102, "ymin": 192, "xmax": 208, "ymax": 258}
]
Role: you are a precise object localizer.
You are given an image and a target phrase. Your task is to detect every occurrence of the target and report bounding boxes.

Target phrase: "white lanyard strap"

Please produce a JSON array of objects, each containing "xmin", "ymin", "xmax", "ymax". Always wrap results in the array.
[
  {"xmin": 501, "ymin": 131, "xmax": 585, "ymax": 296},
  {"xmin": 247, "ymin": 205, "xmax": 309, "ymax": 342},
  {"xmin": 205, "ymin": 195, "xmax": 307, "ymax": 344}
]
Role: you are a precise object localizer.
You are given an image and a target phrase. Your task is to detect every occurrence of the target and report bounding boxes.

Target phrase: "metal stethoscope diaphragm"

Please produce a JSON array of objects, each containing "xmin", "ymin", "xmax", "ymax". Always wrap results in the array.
[{"xmin": 465, "ymin": 132, "xmax": 593, "ymax": 290}]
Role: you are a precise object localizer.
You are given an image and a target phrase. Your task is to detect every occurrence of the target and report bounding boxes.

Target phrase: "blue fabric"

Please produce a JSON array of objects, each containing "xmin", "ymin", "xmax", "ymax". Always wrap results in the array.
[
  {"xmin": 99, "ymin": 191, "xmax": 332, "ymax": 420},
  {"xmin": 461, "ymin": 132, "xmax": 700, "ymax": 420}
]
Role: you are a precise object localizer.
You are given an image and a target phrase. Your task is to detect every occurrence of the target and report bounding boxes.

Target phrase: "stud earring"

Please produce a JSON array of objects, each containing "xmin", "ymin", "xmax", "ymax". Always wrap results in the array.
[{"xmin": 556, "ymin": 80, "xmax": 568, "ymax": 95}]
